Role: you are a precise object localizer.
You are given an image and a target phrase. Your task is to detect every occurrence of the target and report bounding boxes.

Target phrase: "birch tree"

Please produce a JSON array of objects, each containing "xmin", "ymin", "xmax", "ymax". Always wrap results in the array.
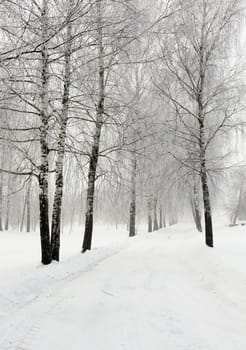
[
  {"xmin": 154, "ymin": 0, "xmax": 244, "ymax": 247},
  {"xmin": 51, "ymin": 0, "xmax": 74, "ymax": 262},
  {"xmin": 38, "ymin": 0, "xmax": 52, "ymax": 264},
  {"xmin": 82, "ymin": 0, "xmax": 140, "ymax": 251},
  {"xmin": 82, "ymin": 0, "xmax": 104, "ymax": 252}
]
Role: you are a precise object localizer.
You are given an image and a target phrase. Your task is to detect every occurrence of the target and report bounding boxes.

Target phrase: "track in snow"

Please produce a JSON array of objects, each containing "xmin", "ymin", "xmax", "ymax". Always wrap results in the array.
[{"xmin": 1, "ymin": 227, "xmax": 246, "ymax": 350}]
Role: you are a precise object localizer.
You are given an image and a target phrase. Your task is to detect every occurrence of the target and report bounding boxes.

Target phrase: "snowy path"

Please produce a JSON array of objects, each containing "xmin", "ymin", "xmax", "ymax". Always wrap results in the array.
[{"xmin": 1, "ymin": 226, "xmax": 246, "ymax": 350}]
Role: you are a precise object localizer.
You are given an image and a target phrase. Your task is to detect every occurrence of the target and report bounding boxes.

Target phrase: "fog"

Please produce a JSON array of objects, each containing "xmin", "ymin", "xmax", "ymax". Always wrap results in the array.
[{"xmin": 0, "ymin": 0, "xmax": 245, "ymax": 261}]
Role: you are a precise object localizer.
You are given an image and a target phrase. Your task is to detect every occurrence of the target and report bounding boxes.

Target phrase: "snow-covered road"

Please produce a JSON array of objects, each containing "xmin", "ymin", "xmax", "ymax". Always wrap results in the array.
[{"xmin": 1, "ymin": 225, "xmax": 246, "ymax": 350}]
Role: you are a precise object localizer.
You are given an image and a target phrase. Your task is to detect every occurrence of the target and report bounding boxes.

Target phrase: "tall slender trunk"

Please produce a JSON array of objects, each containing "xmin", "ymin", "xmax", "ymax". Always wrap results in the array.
[
  {"xmin": 5, "ymin": 195, "xmax": 10, "ymax": 231},
  {"xmin": 159, "ymin": 204, "xmax": 163, "ymax": 229},
  {"xmin": 231, "ymin": 180, "xmax": 243, "ymax": 225},
  {"xmin": 197, "ymin": 68, "xmax": 213, "ymax": 246},
  {"xmin": 82, "ymin": 137, "xmax": 101, "ymax": 252},
  {"xmin": 200, "ymin": 166, "xmax": 213, "ymax": 247},
  {"xmin": 148, "ymin": 199, "xmax": 152, "ymax": 232},
  {"xmin": 20, "ymin": 191, "xmax": 27, "ymax": 232},
  {"xmin": 51, "ymin": 3, "xmax": 72, "ymax": 261},
  {"xmin": 39, "ymin": 172, "xmax": 51, "ymax": 263},
  {"xmin": 198, "ymin": 22, "xmax": 213, "ymax": 248},
  {"xmin": 26, "ymin": 178, "xmax": 31, "ymax": 232},
  {"xmin": 190, "ymin": 176, "xmax": 202, "ymax": 233},
  {"xmin": 5, "ymin": 164, "xmax": 12, "ymax": 231},
  {"xmin": 163, "ymin": 212, "xmax": 166, "ymax": 228},
  {"xmin": 153, "ymin": 197, "xmax": 158, "ymax": 231},
  {"xmin": 20, "ymin": 179, "xmax": 31, "ymax": 232},
  {"xmin": 39, "ymin": 0, "xmax": 52, "ymax": 264},
  {"xmin": 129, "ymin": 153, "xmax": 137, "ymax": 237},
  {"xmin": 82, "ymin": 0, "xmax": 104, "ymax": 253},
  {"xmin": 199, "ymin": 120, "xmax": 213, "ymax": 247},
  {"xmin": 69, "ymin": 198, "xmax": 76, "ymax": 233}
]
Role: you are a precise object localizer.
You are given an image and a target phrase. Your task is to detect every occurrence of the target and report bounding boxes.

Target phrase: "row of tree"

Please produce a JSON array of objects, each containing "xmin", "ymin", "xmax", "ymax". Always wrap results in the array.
[{"xmin": 0, "ymin": 0, "xmax": 245, "ymax": 264}]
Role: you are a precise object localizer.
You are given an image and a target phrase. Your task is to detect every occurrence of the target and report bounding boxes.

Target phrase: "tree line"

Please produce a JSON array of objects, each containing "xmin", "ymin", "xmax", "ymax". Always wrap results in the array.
[{"xmin": 0, "ymin": 0, "xmax": 245, "ymax": 264}]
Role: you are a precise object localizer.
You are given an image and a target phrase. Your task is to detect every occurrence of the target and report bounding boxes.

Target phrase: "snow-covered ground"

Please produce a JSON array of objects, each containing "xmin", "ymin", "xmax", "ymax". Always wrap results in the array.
[{"xmin": 1, "ymin": 223, "xmax": 246, "ymax": 350}]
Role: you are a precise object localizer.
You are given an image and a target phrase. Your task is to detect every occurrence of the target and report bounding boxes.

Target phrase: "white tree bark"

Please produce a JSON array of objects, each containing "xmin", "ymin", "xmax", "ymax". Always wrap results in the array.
[
  {"xmin": 82, "ymin": 0, "xmax": 105, "ymax": 252},
  {"xmin": 51, "ymin": 0, "xmax": 73, "ymax": 261},
  {"xmin": 129, "ymin": 151, "xmax": 137, "ymax": 237},
  {"xmin": 38, "ymin": 0, "xmax": 52, "ymax": 264}
]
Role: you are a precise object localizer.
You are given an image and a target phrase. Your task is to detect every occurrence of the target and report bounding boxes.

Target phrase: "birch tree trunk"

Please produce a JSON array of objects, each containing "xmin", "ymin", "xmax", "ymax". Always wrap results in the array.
[
  {"xmin": 148, "ymin": 199, "xmax": 152, "ymax": 232},
  {"xmin": 5, "ymin": 173, "xmax": 12, "ymax": 231},
  {"xmin": 231, "ymin": 179, "xmax": 243, "ymax": 225},
  {"xmin": 39, "ymin": 0, "xmax": 52, "ymax": 264},
  {"xmin": 26, "ymin": 178, "xmax": 31, "ymax": 233},
  {"xmin": 190, "ymin": 176, "xmax": 202, "ymax": 233},
  {"xmin": 20, "ymin": 180, "xmax": 31, "ymax": 233},
  {"xmin": 199, "ymin": 111, "xmax": 213, "ymax": 246},
  {"xmin": 4, "ymin": 152, "xmax": 13, "ymax": 231},
  {"xmin": 163, "ymin": 212, "xmax": 166, "ymax": 228},
  {"xmin": 153, "ymin": 197, "xmax": 158, "ymax": 231},
  {"xmin": 200, "ymin": 160, "xmax": 213, "ymax": 246},
  {"xmin": 82, "ymin": 0, "xmax": 104, "ymax": 253},
  {"xmin": 5, "ymin": 194, "xmax": 10, "ymax": 231},
  {"xmin": 51, "ymin": 2, "xmax": 72, "ymax": 261},
  {"xmin": 129, "ymin": 153, "xmax": 137, "ymax": 237},
  {"xmin": 20, "ymin": 192, "xmax": 27, "ymax": 232},
  {"xmin": 159, "ymin": 204, "xmax": 163, "ymax": 229},
  {"xmin": 198, "ymin": 17, "xmax": 213, "ymax": 248}
]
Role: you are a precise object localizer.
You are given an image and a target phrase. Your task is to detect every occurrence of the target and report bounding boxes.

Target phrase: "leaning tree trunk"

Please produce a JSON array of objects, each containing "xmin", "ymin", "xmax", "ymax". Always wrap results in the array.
[
  {"xmin": 38, "ymin": 0, "xmax": 52, "ymax": 264},
  {"xmin": 82, "ymin": 0, "xmax": 104, "ymax": 253},
  {"xmin": 129, "ymin": 153, "xmax": 137, "ymax": 237},
  {"xmin": 51, "ymin": 4, "xmax": 72, "ymax": 261},
  {"xmin": 82, "ymin": 133, "xmax": 102, "ymax": 252}
]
